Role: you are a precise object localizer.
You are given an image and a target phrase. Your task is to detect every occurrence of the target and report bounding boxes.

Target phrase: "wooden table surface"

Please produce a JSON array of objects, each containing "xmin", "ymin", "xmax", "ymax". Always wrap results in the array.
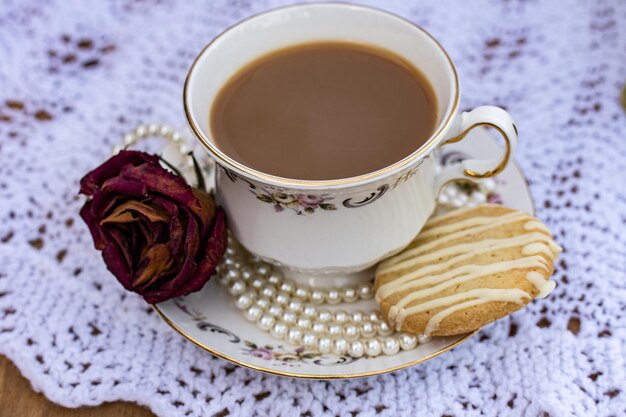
[{"xmin": 0, "ymin": 356, "xmax": 154, "ymax": 417}]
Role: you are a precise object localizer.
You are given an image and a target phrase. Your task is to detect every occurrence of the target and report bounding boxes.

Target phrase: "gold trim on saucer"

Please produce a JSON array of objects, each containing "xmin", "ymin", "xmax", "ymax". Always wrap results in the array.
[
  {"xmin": 183, "ymin": 2, "xmax": 460, "ymax": 189},
  {"xmin": 152, "ymin": 303, "xmax": 476, "ymax": 379}
]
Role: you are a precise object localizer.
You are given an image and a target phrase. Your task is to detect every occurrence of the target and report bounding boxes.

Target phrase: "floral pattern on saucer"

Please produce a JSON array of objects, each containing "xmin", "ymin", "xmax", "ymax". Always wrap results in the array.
[
  {"xmin": 242, "ymin": 342, "xmax": 326, "ymax": 367},
  {"xmin": 173, "ymin": 300, "xmax": 358, "ymax": 368}
]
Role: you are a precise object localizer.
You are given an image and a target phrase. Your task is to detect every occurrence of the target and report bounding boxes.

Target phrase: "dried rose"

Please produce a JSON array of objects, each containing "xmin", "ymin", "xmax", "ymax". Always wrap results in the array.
[{"xmin": 79, "ymin": 150, "xmax": 226, "ymax": 303}]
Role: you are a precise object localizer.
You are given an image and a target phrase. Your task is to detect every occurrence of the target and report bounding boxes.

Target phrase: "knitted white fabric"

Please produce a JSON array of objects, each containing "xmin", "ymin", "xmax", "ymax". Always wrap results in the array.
[{"xmin": 1, "ymin": 0, "xmax": 625, "ymax": 416}]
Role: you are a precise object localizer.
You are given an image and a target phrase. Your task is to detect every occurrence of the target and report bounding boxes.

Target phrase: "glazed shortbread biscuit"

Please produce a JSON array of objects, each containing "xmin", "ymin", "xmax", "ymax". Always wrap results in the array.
[{"xmin": 374, "ymin": 204, "xmax": 561, "ymax": 337}]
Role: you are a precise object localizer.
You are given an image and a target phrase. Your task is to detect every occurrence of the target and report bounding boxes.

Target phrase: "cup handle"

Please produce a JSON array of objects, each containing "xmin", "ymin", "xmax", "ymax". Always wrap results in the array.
[{"xmin": 434, "ymin": 105, "xmax": 518, "ymax": 191}]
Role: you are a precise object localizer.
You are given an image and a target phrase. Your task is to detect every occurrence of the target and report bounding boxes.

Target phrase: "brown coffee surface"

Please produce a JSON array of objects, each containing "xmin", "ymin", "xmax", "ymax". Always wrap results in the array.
[{"xmin": 210, "ymin": 42, "xmax": 437, "ymax": 180}]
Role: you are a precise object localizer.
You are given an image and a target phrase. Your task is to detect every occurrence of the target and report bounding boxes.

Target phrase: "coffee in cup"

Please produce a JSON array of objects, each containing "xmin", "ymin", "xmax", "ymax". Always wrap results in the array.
[{"xmin": 210, "ymin": 41, "xmax": 438, "ymax": 181}]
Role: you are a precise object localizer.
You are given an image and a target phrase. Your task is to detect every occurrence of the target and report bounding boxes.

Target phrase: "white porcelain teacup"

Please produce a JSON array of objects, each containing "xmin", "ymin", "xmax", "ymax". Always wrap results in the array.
[{"xmin": 184, "ymin": 3, "xmax": 518, "ymax": 274}]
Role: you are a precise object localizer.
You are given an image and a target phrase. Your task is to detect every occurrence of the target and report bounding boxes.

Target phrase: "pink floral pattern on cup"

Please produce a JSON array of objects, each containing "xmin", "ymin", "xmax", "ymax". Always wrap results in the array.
[{"xmin": 254, "ymin": 190, "xmax": 337, "ymax": 215}]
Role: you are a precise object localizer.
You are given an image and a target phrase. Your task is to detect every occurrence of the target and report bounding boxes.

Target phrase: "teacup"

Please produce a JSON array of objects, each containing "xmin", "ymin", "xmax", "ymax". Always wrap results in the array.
[{"xmin": 184, "ymin": 3, "xmax": 517, "ymax": 274}]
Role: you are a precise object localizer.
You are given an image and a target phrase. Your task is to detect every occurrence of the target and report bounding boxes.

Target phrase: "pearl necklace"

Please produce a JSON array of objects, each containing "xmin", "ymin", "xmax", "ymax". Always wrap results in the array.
[
  {"xmin": 116, "ymin": 123, "xmax": 493, "ymax": 359},
  {"xmin": 216, "ymin": 236, "xmax": 428, "ymax": 358},
  {"xmin": 113, "ymin": 123, "xmax": 198, "ymax": 176}
]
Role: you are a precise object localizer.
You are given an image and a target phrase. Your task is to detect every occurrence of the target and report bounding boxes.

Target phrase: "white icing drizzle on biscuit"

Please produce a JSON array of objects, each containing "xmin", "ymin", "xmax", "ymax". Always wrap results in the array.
[
  {"xmin": 422, "ymin": 288, "xmax": 531, "ymax": 336},
  {"xmin": 376, "ymin": 207, "xmax": 562, "ymax": 335},
  {"xmin": 379, "ymin": 212, "xmax": 528, "ymax": 268},
  {"xmin": 376, "ymin": 232, "xmax": 557, "ymax": 280},
  {"xmin": 524, "ymin": 220, "xmax": 551, "ymax": 234},
  {"xmin": 522, "ymin": 242, "xmax": 558, "ymax": 260},
  {"xmin": 525, "ymin": 271, "xmax": 556, "ymax": 298}
]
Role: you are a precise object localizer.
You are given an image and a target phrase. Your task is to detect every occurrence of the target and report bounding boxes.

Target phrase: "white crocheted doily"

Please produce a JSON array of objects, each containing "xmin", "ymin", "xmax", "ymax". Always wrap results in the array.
[{"xmin": 0, "ymin": 1, "xmax": 625, "ymax": 416}]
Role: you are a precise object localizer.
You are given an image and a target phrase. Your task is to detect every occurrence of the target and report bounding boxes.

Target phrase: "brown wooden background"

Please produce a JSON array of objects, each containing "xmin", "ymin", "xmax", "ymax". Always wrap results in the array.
[{"xmin": 0, "ymin": 356, "xmax": 154, "ymax": 417}]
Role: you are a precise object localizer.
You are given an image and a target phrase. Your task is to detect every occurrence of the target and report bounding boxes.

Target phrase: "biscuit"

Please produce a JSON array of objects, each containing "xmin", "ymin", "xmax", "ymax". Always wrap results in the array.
[{"xmin": 374, "ymin": 204, "xmax": 561, "ymax": 337}]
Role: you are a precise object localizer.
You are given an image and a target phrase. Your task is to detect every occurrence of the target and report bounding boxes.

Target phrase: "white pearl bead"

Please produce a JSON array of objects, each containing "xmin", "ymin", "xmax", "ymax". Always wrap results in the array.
[
  {"xmin": 294, "ymin": 286, "xmax": 310, "ymax": 301},
  {"xmin": 311, "ymin": 321, "xmax": 326, "ymax": 334},
  {"xmin": 359, "ymin": 321, "xmax": 376, "ymax": 338},
  {"xmin": 342, "ymin": 324, "xmax": 359, "ymax": 341},
  {"xmin": 325, "ymin": 288, "xmax": 341, "ymax": 304},
  {"xmin": 286, "ymin": 328, "xmax": 303, "ymax": 345},
  {"xmin": 255, "ymin": 296, "xmax": 270, "ymax": 308},
  {"xmin": 301, "ymin": 332, "xmax": 317, "ymax": 349},
  {"xmin": 240, "ymin": 266, "xmax": 253, "ymax": 281},
  {"xmin": 451, "ymin": 197, "xmax": 463, "ymax": 207},
  {"xmin": 327, "ymin": 323, "xmax": 342, "ymax": 337},
  {"xmin": 417, "ymin": 334, "xmax": 432, "ymax": 344},
  {"xmin": 244, "ymin": 305, "xmax": 263, "ymax": 322},
  {"xmin": 287, "ymin": 299, "xmax": 303, "ymax": 313},
  {"xmin": 377, "ymin": 320, "xmax": 394, "ymax": 336},
  {"xmin": 275, "ymin": 292, "xmax": 290, "ymax": 306},
  {"xmin": 261, "ymin": 285, "xmax": 276, "ymax": 299},
  {"xmin": 398, "ymin": 333, "xmax": 417, "ymax": 350},
  {"xmin": 332, "ymin": 338, "xmax": 348, "ymax": 355},
  {"xmin": 250, "ymin": 277, "xmax": 265, "ymax": 290},
  {"xmin": 281, "ymin": 310, "xmax": 297, "ymax": 324},
  {"xmin": 257, "ymin": 313, "xmax": 275, "ymax": 331},
  {"xmin": 438, "ymin": 193, "xmax": 450, "ymax": 205},
  {"xmin": 112, "ymin": 145, "xmax": 124, "ymax": 154},
  {"xmin": 317, "ymin": 309, "xmax": 332, "ymax": 322},
  {"xmin": 368, "ymin": 311, "xmax": 383, "ymax": 323},
  {"xmin": 317, "ymin": 336, "xmax": 332, "ymax": 354},
  {"xmin": 341, "ymin": 286, "xmax": 358, "ymax": 303},
  {"xmin": 225, "ymin": 268, "xmax": 241, "ymax": 282},
  {"xmin": 279, "ymin": 280, "xmax": 295, "ymax": 294},
  {"xmin": 483, "ymin": 178, "xmax": 497, "ymax": 191},
  {"xmin": 228, "ymin": 279, "xmax": 246, "ymax": 296},
  {"xmin": 135, "ymin": 125, "xmax": 147, "ymax": 138},
  {"xmin": 123, "ymin": 133, "xmax": 136, "ymax": 146},
  {"xmin": 333, "ymin": 310, "xmax": 349, "ymax": 323},
  {"xmin": 171, "ymin": 132, "xmax": 182, "ymax": 142},
  {"xmin": 234, "ymin": 292, "xmax": 254, "ymax": 310},
  {"xmin": 351, "ymin": 310, "xmax": 364, "ymax": 323},
  {"xmin": 347, "ymin": 340, "xmax": 365, "ymax": 358},
  {"xmin": 179, "ymin": 144, "xmax": 190, "ymax": 156},
  {"xmin": 267, "ymin": 271, "xmax": 283, "ymax": 286},
  {"xmin": 445, "ymin": 184, "xmax": 458, "ymax": 197},
  {"xmin": 381, "ymin": 337, "xmax": 400, "ymax": 355},
  {"xmin": 147, "ymin": 123, "xmax": 159, "ymax": 135},
  {"xmin": 471, "ymin": 192, "xmax": 487, "ymax": 204},
  {"xmin": 364, "ymin": 338, "xmax": 382, "ymax": 357},
  {"xmin": 158, "ymin": 125, "xmax": 172, "ymax": 138},
  {"xmin": 267, "ymin": 303, "xmax": 283, "ymax": 317},
  {"xmin": 217, "ymin": 272, "xmax": 230, "ymax": 286},
  {"xmin": 179, "ymin": 145, "xmax": 191, "ymax": 158},
  {"xmin": 357, "ymin": 283, "xmax": 373, "ymax": 299},
  {"xmin": 310, "ymin": 289, "xmax": 326, "ymax": 304},
  {"xmin": 302, "ymin": 304, "xmax": 317, "ymax": 318},
  {"xmin": 270, "ymin": 321, "xmax": 288, "ymax": 339},
  {"xmin": 296, "ymin": 317, "xmax": 312, "ymax": 330},
  {"xmin": 255, "ymin": 263, "xmax": 271, "ymax": 277}
]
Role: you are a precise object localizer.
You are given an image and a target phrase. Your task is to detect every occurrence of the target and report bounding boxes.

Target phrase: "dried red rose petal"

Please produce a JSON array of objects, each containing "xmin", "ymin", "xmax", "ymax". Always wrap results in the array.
[{"xmin": 79, "ymin": 150, "xmax": 227, "ymax": 303}]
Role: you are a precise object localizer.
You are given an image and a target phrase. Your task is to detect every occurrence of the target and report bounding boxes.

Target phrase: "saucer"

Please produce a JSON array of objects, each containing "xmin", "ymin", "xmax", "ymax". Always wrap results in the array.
[{"xmin": 154, "ymin": 127, "xmax": 535, "ymax": 379}]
